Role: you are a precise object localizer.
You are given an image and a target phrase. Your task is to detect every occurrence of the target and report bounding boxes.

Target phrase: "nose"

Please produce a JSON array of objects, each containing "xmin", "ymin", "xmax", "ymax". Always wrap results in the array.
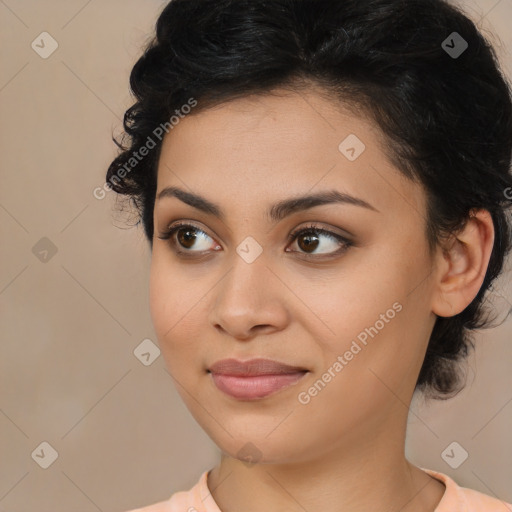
[{"xmin": 207, "ymin": 253, "xmax": 290, "ymax": 341}]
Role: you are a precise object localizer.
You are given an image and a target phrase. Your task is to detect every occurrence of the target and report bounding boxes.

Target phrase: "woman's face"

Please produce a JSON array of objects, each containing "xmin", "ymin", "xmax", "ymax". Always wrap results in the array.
[{"xmin": 149, "ymin": 86, "xmax": 439, "ymax": 464}]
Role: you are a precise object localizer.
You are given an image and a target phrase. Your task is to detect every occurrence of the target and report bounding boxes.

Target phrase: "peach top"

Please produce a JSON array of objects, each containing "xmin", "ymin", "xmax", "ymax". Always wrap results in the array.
[{"xmin": 126, "ymin": 468, "xmax": 512, "ymax": 512}]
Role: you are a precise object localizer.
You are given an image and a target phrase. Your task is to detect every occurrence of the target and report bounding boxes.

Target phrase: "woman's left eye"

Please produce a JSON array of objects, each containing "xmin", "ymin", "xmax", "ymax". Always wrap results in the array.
[
  {"xmin": 157, "ymin": 222, "xmax": 352, "ymax": 258},
  {"xmin": 286, "ymin": 224, "xmax": 353, "ymax": 257}
]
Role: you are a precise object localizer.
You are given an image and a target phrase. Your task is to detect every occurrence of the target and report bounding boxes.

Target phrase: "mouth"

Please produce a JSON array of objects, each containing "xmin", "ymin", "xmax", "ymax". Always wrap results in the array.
[
  {"xmin": 207, "ymin": 358, "xmax": 309, "ymax": 400},
  {"xmin": 208, "ymin": 357, "xmax": 308, "ymax": 376}
]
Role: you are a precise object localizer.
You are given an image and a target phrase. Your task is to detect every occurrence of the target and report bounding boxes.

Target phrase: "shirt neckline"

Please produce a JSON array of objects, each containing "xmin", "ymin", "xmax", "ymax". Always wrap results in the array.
[{"xmin": 196, "ymin": 467, "xmax": 465, "ymax": 512}]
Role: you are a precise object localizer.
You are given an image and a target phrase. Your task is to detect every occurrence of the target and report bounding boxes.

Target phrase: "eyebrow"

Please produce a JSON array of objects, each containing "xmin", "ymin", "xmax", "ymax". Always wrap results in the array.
[{"xmin": 156, "ymin": 186, "xmax": 379, "ymax": 223}]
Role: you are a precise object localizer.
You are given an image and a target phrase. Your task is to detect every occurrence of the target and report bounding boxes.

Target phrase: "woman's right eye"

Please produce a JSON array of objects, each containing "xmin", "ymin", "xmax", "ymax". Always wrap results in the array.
[{"xmin": 157, "ymin": 222, "xmax": 221, "ymax": 256}]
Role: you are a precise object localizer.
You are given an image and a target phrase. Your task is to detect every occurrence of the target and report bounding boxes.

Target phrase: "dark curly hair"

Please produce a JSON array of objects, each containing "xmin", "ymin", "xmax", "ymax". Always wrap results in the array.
[{"xmin": 105, "ymin": 0, "xmax": 512, "ymax": 399}]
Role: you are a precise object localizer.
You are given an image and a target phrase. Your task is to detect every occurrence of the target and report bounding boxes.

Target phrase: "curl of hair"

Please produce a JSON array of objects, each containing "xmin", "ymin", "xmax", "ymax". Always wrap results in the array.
[{"xmin": 106, "ymin": 0, "xmax": 512, "ymax": 399}]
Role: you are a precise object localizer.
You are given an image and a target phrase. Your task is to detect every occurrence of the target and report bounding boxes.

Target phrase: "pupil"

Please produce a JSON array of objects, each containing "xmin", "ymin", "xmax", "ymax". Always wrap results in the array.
[
  {"xmin": 300, "ymin": 233, "xmax": 319, "ymax": 252},
  {"xmin": 179, "ymin": 228, "xmax": 196, "ymax": 248}
]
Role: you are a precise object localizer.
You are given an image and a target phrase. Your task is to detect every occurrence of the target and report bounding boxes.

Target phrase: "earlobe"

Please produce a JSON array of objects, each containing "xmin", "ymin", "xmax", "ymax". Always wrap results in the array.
[{"xmin": 431, "ymin": 209, "xmax": 495, "ymax": 318}]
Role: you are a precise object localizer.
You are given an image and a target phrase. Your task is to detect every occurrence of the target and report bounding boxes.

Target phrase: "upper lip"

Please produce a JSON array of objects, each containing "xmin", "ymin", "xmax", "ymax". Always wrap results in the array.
[{"xmin": 208, "ymin": 358, "xmax": 308, "ymax": 376}]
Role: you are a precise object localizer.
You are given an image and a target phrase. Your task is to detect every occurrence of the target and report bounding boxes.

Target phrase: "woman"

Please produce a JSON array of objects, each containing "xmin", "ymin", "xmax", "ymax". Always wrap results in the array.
[{"xmin": 106, "ymin": 0, "xmax": 512, "ymax": 510}]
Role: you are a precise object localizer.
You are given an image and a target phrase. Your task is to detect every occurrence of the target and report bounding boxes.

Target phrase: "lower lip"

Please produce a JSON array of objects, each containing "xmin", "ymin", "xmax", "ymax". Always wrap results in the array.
[{"xmin": 210, "ymin": 372, "xmax": 307, "ymax": 400}]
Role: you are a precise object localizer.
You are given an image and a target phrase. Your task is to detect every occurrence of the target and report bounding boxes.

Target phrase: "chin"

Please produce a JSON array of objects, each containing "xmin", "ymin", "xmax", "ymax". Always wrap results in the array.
[{"xmin": 203, "ymin": 425, "xmax": 311, "ymax": 465}]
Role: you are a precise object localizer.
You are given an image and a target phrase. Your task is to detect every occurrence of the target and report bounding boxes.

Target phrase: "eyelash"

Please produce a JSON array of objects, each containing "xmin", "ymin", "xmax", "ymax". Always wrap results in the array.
[{"xmin": 157, "ymin": 222, "xmax": 353, "ymax": 259}]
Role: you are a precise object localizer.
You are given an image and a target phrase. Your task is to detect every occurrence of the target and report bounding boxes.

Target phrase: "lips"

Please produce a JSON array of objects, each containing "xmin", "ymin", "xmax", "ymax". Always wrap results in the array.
[
  {"xmin": 208, "ymin": 358, "xmax": 309, "ymax": 400},
  {"xmin": 208, "ymin": 358, "xmax": 308, "ymax": 376}
]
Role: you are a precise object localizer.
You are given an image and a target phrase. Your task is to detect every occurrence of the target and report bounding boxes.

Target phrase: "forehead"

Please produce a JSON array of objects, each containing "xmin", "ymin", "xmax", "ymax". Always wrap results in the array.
[
  {"xmin": 156, "ymin": 87, "xmax": 425, "ymax": 221},
  {"xmin": 160, "ymin": 87, "xmax": 377, "ymax": 165}
]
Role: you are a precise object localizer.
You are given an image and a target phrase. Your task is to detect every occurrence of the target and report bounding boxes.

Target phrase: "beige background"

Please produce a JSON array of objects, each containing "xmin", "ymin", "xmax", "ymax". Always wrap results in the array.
[{"xmin": 0, "ymin": 0, "xmax": 511, "ymax": 510}]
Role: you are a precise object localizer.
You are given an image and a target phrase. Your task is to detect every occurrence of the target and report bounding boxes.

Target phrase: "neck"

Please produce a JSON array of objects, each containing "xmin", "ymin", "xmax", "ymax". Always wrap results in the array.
[{"xmin": 207, "ymin": 411, "xmax": 445, "ymax": 512}]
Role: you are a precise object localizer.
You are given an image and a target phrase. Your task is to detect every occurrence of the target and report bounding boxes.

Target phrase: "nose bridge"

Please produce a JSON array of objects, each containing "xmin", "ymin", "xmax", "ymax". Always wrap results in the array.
[
  {"xmin": 219, "ymin": 245, "xmax": 269, "ymax": 310},
  {"xmin": 220, "ymin": 224, "xmax": 269, "ymax": 292},
  {"xmin": 208, "ymin": 243, "xmax": 286, "ymax": 337}
]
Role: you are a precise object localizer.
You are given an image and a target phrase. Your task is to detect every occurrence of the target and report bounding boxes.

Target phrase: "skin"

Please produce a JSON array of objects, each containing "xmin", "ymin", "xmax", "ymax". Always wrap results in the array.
[{"xmin": 149, "ymin": 85, "xmax": 494, "ymax": 512}]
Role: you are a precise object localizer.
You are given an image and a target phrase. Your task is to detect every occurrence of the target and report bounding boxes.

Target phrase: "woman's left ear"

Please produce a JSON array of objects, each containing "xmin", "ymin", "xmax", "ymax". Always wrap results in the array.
[{"xmin": 431, "ymin": 209, "xmax": 495, "ymax": 318}]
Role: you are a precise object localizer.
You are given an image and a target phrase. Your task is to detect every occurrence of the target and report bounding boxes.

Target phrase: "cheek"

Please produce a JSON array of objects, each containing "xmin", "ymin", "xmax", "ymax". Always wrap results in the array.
[
  {"xmin": 309, "ymin": 263, "xmax": 401, "ymax": 350},
  {"xmin": 149, "ymin": 255, "xmax": 209, "ymax": 371},
  {"xmin": 149, "ymin": 254, "xmax": 196, "ymax": 334},
  {"xmin": 149, "ymin": 256, "xmax": 187, "ymax": 364},
  {"xmin": 148, "ymin": 258, "xmax": 170, "ymax": 335},
  {"xmin": 291, "ymin": 310, "xmax": 414, "ymax": 441},
  {"xmin": 309, "ymin": 252, "xmax": 428, "ymax": 389}
]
